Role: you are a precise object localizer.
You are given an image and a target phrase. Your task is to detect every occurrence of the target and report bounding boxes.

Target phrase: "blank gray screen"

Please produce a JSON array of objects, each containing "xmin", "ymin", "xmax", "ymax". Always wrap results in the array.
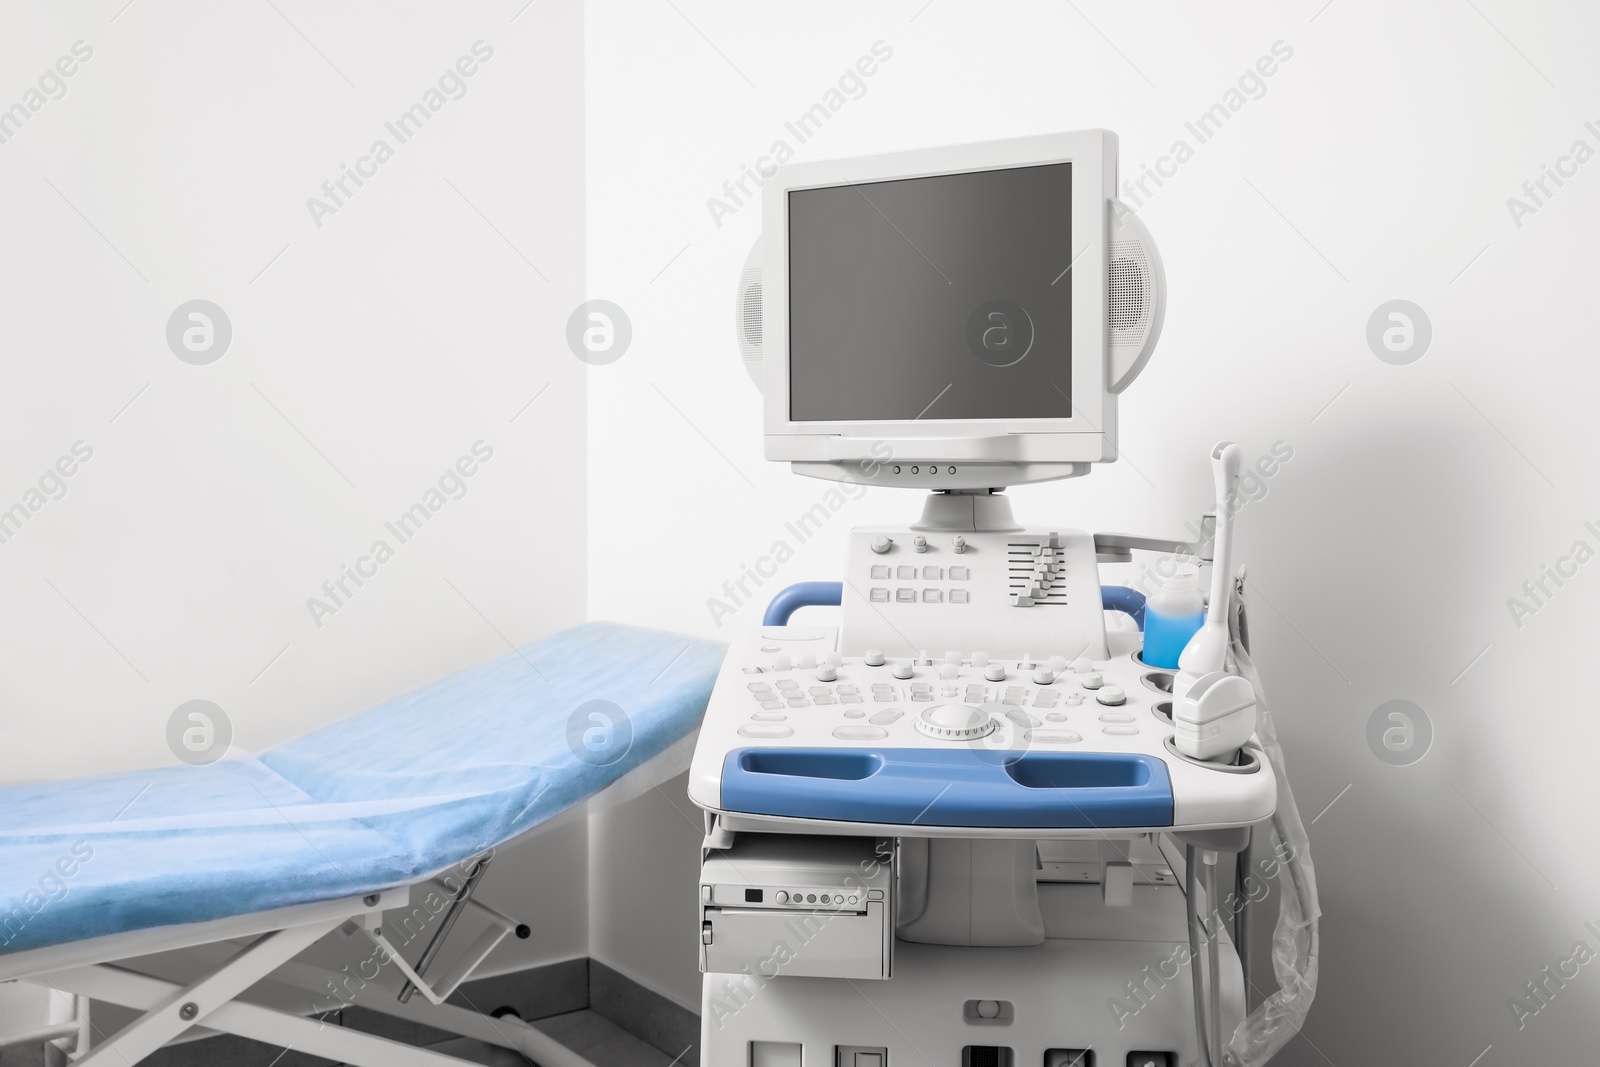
[{"xmin": 788, "ymin": 162, "xmax": 1071, "ymax": 422}]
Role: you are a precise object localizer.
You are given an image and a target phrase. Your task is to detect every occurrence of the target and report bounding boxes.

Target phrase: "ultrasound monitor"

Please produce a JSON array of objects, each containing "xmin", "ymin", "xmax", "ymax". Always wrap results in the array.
[{"xmin": 734, "ymin": 130, "xmax": 1164, "ymax": 490}]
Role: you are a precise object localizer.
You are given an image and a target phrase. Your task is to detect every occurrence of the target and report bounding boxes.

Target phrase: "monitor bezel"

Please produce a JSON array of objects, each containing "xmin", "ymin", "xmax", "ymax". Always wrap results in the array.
[{"xmin": 762, "ymin": 130, "xmax": 1118, "ymax": 473}]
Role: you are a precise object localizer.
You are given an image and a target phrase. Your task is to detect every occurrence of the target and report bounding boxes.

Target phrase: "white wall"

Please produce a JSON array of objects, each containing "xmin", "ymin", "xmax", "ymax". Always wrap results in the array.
[
  {"xmin": 587, "ymin": 0, "xmax": 1600, "ymax": 1059},
  {"xmin": 588, "ymin": 771, "xmax": 708, "ymax": 1009},
  {"xmin": 0, "ymin": 0, "xmax": 589, "ymax": 973}
]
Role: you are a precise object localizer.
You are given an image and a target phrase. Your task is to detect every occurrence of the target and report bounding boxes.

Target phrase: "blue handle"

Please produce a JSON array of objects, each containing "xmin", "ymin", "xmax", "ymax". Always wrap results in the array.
[
  {"xmin": 722, "ymin": 748, "xmax": 1173, "ymax": 829},
  {"xmin": 1101, "ymin": 585, "xmax": 1147, "ymax": 630},
  {"xmin": 763, "ymin": 582, "xmax": 844, "ymax": 626}
]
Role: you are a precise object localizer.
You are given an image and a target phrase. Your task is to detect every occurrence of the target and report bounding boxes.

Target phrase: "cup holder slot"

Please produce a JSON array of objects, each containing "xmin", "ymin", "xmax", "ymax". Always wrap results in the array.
[
  {"xmin": 1161, "ymin": 737, "xmax": 1261, "ymax": 774},
  {"xmin": 1141, "ymin": 671, "xmax": 1175, "ymax": 695}
]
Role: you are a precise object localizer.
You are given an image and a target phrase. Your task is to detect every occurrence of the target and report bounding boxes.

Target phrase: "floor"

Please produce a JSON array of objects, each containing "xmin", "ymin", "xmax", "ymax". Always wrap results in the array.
[
  {"xmin": 0, "ymin": 1008, "xmax": 681, "ymax": 1067},
  {"xmin": 528, "ymin": 1010, "xmax": 686, "ymax": 1066}
]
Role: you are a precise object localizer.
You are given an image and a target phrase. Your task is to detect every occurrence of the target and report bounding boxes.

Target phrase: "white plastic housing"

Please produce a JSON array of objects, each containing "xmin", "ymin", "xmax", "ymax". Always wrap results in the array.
[
  {"xmin": 1107, "ymin": 204, "xmax": 1166, "ymax": 393},
  {"xmin": 757, "ymin": 130, "xmax": 1125, "ymax": 489},
  {"xmin": 735, "ymin": 237, "xmax": 763, "ymax": 390}
]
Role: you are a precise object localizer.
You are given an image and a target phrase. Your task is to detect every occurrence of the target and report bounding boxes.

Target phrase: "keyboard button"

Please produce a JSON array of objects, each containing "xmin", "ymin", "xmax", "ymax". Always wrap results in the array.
[
  {"xmin": 1025, "ymin": 729, "xmax": 1082, "ymax": 744},
  {"xmin": 739, "ymin": 723, "xmax": 793, "ymax": 738}
]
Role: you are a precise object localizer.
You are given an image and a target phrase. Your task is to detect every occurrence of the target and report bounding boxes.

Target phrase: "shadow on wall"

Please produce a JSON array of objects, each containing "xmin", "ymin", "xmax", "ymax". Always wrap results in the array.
[{"xmin": 1249, "ymin": 405, "xmax": 1590, "ymax": 1064}]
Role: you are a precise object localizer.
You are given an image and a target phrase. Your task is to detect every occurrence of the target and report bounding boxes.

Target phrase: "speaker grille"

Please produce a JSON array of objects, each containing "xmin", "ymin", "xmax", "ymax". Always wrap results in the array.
[
  {"xmin": 1108, "ymin": 240, "xmax": 1154, "ymax": 347},
  {"xmin": 736, "ymin": 267, "xmax": 763, "ymax": 375}
]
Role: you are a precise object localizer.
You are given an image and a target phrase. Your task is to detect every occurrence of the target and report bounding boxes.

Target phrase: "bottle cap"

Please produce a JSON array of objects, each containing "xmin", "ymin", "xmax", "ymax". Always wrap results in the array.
[{"xmin": 1148, "ymin": 559, "xmax": 1200, "ymax": 593}]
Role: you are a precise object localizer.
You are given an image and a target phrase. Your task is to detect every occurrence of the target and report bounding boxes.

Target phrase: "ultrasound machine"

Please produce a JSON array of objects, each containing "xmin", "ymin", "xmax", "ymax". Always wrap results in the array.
[{"xmin": 689, "ymin": 130, "xmax": 1319, "ymax": 1067}]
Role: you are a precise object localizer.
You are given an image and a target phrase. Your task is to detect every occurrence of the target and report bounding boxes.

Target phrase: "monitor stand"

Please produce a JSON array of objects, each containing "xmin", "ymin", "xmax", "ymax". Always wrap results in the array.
[{"xmin": 912, "ymin": 489, "xmax": 1024, "ymax": 533}]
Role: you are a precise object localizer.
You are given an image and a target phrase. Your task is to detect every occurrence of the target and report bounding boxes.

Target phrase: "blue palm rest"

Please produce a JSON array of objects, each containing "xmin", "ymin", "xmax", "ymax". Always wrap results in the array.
[{"xmin": 720, "ymin": 748, "xmax": 1173, "ymax": 828}]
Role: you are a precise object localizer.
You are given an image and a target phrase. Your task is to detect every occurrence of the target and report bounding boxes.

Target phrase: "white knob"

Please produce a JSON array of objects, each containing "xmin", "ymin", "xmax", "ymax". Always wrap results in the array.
[
  {"xmin": 1048, "ymin": 655, "xmax": 1068, "ymax": 673},
  {"xmin": 1032, "ymin": 668, "xmax": 1055, "ymax": 685},
  {"xmin": 797, "ymin": 654, "xmax": 816, "ymax": 669},
  {"xmin": 1080, "ymin": 671, "xmax": 1104, "ymax": 689},
  {"xmin": 914, "ymin": 703, "xmax": 998, "ymax": 741},
  {"xmin": 984, "ymin": 663, "xmax": 1006, "ymax": 682},
  {"xmin": 892, "ymin": 661, "xmax": 914, "ymax": 680},
  {"xmin": 1096, "ymin": 686, "xmax": 1127, "ymax": 706},
  {"xmin": 976, "ymin": 1000, "xmax": 1001, "ymax": 1019},
  {"xmin": 913, "ymin": 535, "xmax": 928, "ymax": 553},
  {"xmin": 773, "ymin": 655, "xmax": 791, "ymax": 672},
  {"xmin": 1066, "ymin": 692, "xmax": 1084, "ymax": 706},
  {"xmin": 953, "ymin": 536, "xmax": 967, "ymax": 554},
  {"xmin": 939, "ymin": 664, "xmax": 960, "ymax": 680},
  {"xmin": 776, "ymin": 891, "xmax": 789, "ymax": 904},
  {"xmin": 816, "ymin": 664, "xmax": 838, "ymax": 682},
  {"xmin": 864, "ymin": 649, "xmax": 886, "ymax": 666},
  {"xmin": 944, "ymin": 650, "xmax": 962, "ymax": 664},
  {"xmin": 971, "ymin": 651, "xmax": 989, "ymax": 667},
  {"xmin": 871, "ymin": 535, "xmax": 893, "ymax": 554}
]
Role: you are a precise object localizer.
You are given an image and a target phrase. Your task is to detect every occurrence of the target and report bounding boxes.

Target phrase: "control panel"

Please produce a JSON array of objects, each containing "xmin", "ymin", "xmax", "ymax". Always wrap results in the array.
[
  {"xmin": 841, "ymin": 525, "xmax": 1107, "ymax": 662},
  {"xmin": 686, "ymin": 625, "xmax": 1276, "ymax": 834}
]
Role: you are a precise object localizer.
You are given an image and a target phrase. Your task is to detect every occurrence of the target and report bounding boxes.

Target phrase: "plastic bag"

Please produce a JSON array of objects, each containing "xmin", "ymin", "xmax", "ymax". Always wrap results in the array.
[{"xmin": 1221, "ymin": 583, "xmax": 1321, "ymax": 1066}]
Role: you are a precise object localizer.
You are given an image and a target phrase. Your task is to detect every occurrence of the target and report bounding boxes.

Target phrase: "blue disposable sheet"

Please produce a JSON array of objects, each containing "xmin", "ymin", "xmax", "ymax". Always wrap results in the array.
[{"xmin": 0, "ymin": 623, "xmax": 723, "ymax": 954}]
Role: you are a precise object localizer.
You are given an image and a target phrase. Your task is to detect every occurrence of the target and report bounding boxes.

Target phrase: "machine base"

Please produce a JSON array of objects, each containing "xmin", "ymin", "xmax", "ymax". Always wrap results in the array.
[{"xmin": 701, "ymin": 882, "xmax": 1243, "ymax": 1067}]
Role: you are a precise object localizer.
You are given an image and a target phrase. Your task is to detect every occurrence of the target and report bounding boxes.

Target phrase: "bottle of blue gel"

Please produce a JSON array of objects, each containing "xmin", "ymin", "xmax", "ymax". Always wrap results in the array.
[{"xmin": 1143, "ymin": 564, "xmax": 1205, "ymax": 669}]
